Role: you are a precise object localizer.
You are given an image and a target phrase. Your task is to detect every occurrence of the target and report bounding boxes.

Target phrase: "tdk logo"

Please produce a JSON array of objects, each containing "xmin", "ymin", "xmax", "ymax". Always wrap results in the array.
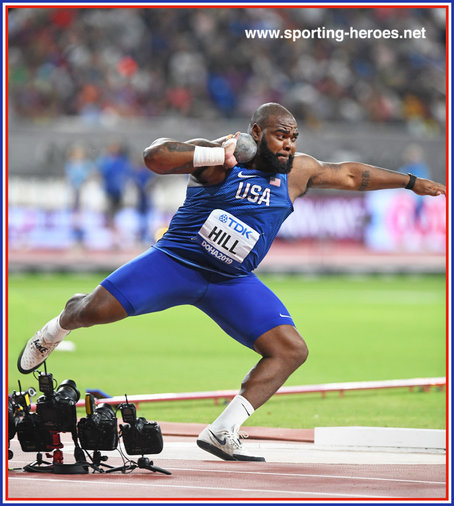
[{"xmin": 218, "ymin": 215, "xmax": 252, "ymax": 238}]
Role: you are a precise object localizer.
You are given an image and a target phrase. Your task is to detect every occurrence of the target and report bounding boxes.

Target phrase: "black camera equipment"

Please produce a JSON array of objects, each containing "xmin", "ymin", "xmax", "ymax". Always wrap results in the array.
[
  {"xmin": 9, "ymin": 384, "xmax": 36, "ymax": 465},
  {"xmin": 13, "ymin": 366, "xmax": 88, "ymax": 474},
  {"xmin": 78, "ymin": 394, "xmax": 118, "ymax": 451},
  {"xmin": 117, "ymin": 395, "xmax": 170, "ymax": 475},
  {"xmin": 119, "ymin": 396, "xmax": 163, "ymax": 455},
  {"xmin": 76, "ymin": 393, "xmax": 126, "ymax": 473},
  {"xmin": 9, "ymin": 369, "xmax": 171, "ymax": 476},
  {"xmin": 8, "ymin": 397, "xmax": 17, "ymax": 460},
  {"xmin": 75, "ymin": 394, "xmax": 170, "ymax": 475},
  {"xmin": 35, "ymin": 373, "xmax": 80, "ymax": 433},
  {"xmin": 12, "ymin": 380, "xmax": 52, "ymax": 453}
]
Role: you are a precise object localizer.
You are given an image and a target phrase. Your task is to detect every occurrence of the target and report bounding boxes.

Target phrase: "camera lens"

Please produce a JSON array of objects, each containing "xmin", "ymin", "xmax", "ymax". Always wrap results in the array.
[
  {"xmin": 56, "ymin": 379, "xmax": 80, "ymax": 403},
  {"xmin": 96, "ymin": 403, "xmax": 116, "ymax": 421}
]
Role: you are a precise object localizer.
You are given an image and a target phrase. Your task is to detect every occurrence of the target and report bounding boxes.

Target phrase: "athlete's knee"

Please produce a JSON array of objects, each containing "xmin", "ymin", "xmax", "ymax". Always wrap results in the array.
[
  {"xmin": 254, "ymin": 326, "xmax": 308, "ymax": 368},
  {"xmin": 293, "ymin": 337, "xmax": 309, "ymax": 366},
  {"xmin": 279, "ymin": 333, "xmax": 308, "ymax": 368}
]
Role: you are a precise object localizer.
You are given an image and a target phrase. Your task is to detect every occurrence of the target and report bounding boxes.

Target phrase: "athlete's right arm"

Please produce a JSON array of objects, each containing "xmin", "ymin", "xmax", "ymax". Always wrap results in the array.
[{"xmin": 143, "ymin": 136, "xmax": 238, "ymax": 176}]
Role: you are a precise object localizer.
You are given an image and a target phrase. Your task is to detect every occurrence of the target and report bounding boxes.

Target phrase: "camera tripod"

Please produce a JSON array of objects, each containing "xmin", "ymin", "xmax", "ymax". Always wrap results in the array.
[
  {"xmin": 85, "ymin": 450, "xmax": 127, "ymax": 473},
  {"xmin": 24, "ymin": 449, "xmax": 89, "ymax": 474},
  {"xmin": 86, "ymin": 450, "xmax": 171, "ymax": 475},
  {"xmin": 131, "ymin": 456, "xmax": 171, "ymax": 475},
  {"xmin": 23, "ymin": 433, "xmax": 89, "ymax": 474}
]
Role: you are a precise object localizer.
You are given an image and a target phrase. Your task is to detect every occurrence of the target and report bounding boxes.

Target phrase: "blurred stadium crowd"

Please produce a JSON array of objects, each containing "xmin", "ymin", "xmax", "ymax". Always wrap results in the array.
[
  {"xmin": 7, "ymin": 6, "xmax": 446, "ymax": 263},
  {"xmin": 8, "ymin": 7, "xmax": 445, "ymax": 132}
]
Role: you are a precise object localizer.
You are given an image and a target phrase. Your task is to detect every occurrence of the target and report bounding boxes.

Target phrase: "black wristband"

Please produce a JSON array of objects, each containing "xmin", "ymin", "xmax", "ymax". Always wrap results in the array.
[{"xmin": 405, "ymin": 173, "xmax": 417, "ymax": 190}]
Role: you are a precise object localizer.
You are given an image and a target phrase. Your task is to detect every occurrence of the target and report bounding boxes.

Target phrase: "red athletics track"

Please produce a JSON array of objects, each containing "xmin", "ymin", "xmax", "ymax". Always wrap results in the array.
[{"xmin": 7, "ymin": 434, "xmax": 447, "ymax": 500}]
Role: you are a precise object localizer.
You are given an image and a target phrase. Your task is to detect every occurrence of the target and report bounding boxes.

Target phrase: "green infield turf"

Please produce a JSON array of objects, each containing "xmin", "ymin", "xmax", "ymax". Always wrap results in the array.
[{"xmin": 7, "ymin": 272, "xmax": 446, "ymax": 429}]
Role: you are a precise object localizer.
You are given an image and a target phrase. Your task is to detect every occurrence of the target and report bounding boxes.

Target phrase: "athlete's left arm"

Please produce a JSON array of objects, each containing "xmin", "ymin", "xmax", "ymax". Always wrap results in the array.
[{"xmin": 288, "ymin": 153, "xmax": 446, "ymax": 200}]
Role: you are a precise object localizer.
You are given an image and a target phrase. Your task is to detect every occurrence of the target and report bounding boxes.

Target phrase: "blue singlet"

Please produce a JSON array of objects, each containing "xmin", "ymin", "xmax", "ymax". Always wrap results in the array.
[{"xmin": 155, "ymin": 165, "xmax": 293, "ymax": 276}]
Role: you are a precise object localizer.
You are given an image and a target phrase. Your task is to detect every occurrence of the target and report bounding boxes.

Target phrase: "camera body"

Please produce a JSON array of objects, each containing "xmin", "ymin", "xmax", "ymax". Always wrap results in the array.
[
  {"xmin": 78, "ymin": 402, "xmax": 119, "ymax": 451},
  {"xmin": 120, "ymin": 418, "xmax": 163, "ymax": 455},
  {"xmin": 119, "ymin": 402, "xmax": 163, "ymax": 455},
  {"xmin": 8, "ymin": 397, "xmax": 17, "ymax": 441},
  {"xmin": 10, "ymin": 387, "xmax": 49, "ymax": 452},
  {"xmin": 35, "ymin": 376, "xmax": 80, "ymax": 433},
  {"xmin": 16, "ymin": 412, "xmax": 55, "ymax": 452},
  {"xmin": 8, "ymin": 396, "xmax": 18, "ymax": 458},
  {"xmin": 13, "ymin": 374, "xmax": 80, "ymax": 452}
]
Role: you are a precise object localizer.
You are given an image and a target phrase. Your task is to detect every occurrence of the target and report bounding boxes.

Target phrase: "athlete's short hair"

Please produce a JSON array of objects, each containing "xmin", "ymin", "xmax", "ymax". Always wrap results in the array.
[{"xmin": 247, "ymin": 103, "xmax": 295, "ymax": 134}]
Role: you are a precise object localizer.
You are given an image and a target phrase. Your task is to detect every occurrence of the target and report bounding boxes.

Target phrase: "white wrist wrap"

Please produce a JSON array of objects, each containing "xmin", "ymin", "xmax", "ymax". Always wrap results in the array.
[{"xmin": 193, "ymin": 146, "xmax": 225, "ymax": 167}]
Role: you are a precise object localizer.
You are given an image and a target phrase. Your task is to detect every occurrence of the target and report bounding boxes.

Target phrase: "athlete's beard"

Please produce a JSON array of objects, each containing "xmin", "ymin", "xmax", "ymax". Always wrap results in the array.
[{"xmin": 257, "ymin": 136, "xmax": 294, "ymax": 174}]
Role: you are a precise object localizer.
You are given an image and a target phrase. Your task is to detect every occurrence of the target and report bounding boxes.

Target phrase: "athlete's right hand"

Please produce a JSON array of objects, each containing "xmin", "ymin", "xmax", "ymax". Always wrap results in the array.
[{"xmin": 223, "ymin": 132, "xmax": 240, "ymax": 169}]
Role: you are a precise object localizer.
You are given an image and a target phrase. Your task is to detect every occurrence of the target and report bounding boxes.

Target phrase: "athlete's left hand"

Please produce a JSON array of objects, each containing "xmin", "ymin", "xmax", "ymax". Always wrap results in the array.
[{"xmin": 412, "ymin": 178, "xmax": 446, "ymax": 197}]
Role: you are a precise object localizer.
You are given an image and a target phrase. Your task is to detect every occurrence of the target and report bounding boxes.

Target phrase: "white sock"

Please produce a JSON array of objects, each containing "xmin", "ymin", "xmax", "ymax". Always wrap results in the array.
[
  {"xmin": 210, "ymin": 395, "xmax": 255, "ymax": 433},
  {"xmin": 43, "ymin": 313, "xmax": 70, "ymax": 344}
]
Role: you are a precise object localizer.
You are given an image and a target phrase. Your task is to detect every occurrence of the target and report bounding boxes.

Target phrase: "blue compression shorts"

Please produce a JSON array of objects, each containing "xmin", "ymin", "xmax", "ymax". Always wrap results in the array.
[{"xmin": 100, "ymin": 248, "xmax": 295, "ymax": 350}]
